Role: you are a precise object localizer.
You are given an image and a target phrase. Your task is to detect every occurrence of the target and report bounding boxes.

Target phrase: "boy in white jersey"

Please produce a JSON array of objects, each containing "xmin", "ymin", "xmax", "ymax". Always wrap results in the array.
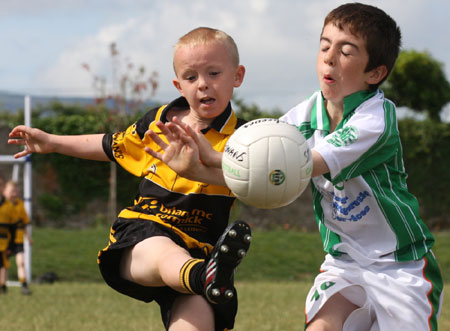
[{"xmin": 146, "ymin": 3, "xmax": 443, "ymax": 330}]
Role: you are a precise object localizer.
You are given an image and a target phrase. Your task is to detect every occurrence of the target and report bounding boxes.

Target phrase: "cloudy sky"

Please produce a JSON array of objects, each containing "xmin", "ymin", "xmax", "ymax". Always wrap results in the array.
[{"xmin": 1, "ymin": 0, "xmax": 449, "ymax": 117}]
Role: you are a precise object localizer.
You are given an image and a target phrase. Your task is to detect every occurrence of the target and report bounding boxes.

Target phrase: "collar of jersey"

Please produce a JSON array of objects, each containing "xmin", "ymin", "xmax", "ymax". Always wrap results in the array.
[
  {"xmin": 159, "ymin": 96, "xmax": 234, "ymax": 134},
  {"xmin": 311, "ymin": 90, "xmax": 377, "ymax": 134}
]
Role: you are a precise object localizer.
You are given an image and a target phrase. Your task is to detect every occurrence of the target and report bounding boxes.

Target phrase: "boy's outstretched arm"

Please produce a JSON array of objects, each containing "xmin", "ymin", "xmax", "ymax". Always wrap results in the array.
[
  {"xmin": 145, "ymin": 121, "xmax": 226, "ymax": 186},
  {"xmin": 169, "ymin": 117, "xmax": 330, "ymax": 177},
  {"xmin": 8, "ymin": 125, "xmax": 109, "ymax": 161}
]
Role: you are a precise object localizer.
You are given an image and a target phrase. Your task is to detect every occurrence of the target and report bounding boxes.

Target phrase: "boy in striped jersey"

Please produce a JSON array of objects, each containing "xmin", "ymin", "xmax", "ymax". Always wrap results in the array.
[
  {"xmin": 3, "ymin": 180, "xmax": 32, "ymax": 295},
  {"xmin": 8, "ymin": 27, "xmax": 251, "ymax": 331},
  {"xmin": 149, "ymin": 3, "xmax": 443, "ymax": 330},
  {"xmin": 279, "ymin": 4, "xmax": 443, "ymax": 330}
]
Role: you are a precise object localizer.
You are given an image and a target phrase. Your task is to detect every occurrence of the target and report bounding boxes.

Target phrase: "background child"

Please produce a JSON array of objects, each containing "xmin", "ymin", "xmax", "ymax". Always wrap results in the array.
[
  {"xmin": 0, "ymin": 173, "xmax": 16, "ymax": 295},
  {"xmin": 147, "ymin": 3, "xmax": 443, "ymax": 331},
  {"xmin": 3, "ymin": 180, "xmax": 32, "ymax": 295},
  {"xmin": 8, "ymin": 27, "xmax": 251, "ymax": 330}
]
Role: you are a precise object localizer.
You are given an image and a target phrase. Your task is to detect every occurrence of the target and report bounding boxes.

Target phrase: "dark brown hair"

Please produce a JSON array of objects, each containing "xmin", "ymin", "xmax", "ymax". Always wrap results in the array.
[{"xmin": 323, "ymin": 3, "xmax": 402, "ymax": 90}]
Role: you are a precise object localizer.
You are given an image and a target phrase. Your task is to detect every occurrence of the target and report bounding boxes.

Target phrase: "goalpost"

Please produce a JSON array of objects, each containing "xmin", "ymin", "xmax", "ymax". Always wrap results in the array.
[{"xmin": 0, "ymin": 95, "xmax": 32, "ymax": 283}]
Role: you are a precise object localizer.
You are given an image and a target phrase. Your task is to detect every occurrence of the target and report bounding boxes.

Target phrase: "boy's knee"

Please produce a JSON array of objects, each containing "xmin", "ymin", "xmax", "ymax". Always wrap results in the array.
[{"xmin": 308, "ymin": 292, "xmax": 359, "ymax": 331}]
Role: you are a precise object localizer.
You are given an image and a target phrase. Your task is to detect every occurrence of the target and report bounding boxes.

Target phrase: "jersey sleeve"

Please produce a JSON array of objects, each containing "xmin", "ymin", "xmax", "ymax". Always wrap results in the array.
[
  {"xmin": 315, "ymin": 100, "xmax": 399, "ymax": 184},
  {"xmin": 102, "ymin": 108, "xmax": 158, "ymax": 177}
]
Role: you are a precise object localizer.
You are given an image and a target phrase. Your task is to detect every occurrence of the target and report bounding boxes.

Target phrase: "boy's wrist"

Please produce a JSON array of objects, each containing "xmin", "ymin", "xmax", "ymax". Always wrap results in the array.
[
  {"xmin": 203, "ymin": 150, "xmax": 223, "ymax": 168},
  {"xmin": 182, "ymin": 163, "xmax": 226, "ymax": 186}
]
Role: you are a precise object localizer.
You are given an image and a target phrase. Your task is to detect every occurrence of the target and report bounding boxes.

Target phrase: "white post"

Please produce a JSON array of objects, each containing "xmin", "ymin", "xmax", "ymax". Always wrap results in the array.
[
  {"xmin": 23, "ymin": 95, "xmax": 32, "ymax": 283},
  {"xmin": 12, "ymin": 164, "xmax": 20, "ymax": 181}
]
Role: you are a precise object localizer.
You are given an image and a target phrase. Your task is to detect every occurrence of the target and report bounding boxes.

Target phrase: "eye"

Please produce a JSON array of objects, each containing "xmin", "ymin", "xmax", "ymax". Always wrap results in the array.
[
  {"xmin": 186, "ymin": 75, "xmax": 197, "ymax": 81},
  {"xmin": 210, "ymin": 71, "xmax": 220, "ymax": 76},
  {"xmin": 341, "ymin": 45, "xmax": 353, "ymax": 56}
]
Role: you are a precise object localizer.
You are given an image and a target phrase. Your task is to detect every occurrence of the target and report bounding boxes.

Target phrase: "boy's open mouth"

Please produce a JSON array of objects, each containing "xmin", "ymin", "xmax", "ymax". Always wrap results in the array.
[
  {"xmin": 201, "ymin": 97, "xmax": 215, "ymax": 105},
  {"xmin": 324, "ymin": 74, "xmax": 335, "ymax": 83}
]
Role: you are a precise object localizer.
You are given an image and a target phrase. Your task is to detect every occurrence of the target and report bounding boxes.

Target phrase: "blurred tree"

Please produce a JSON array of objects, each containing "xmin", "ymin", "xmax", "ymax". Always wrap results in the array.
[
  {"xmin": 82, "ymin": 42, "xmax": 159, "ymax": 115},
  {"xmin": 82, "ymin": 42, "xmax": 159, "ymax": 223},
  {"xmin": 232, "ymin": 96, "xmax": 283, "ymax": 121},
  {"xmin": 383, "ymin": 50, "xmax": 450, "ymax": 122}
]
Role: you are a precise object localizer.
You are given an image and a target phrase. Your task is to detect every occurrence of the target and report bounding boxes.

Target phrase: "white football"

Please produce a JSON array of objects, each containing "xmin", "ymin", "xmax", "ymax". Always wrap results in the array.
[{"xmin": 222, "ymin": 118, "xmax": 313, "ymax": 209}]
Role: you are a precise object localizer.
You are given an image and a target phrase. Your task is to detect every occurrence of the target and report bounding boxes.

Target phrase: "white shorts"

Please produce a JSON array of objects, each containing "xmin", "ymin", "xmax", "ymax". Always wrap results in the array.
[{"xmin": 305, "ymin": 251, "xmax": 443, "ymax": 331}]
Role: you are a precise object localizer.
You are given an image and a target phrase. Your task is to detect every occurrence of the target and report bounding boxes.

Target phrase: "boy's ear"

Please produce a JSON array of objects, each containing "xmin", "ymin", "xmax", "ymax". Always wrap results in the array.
[
  {"xmin": 367, "ymin": 65, "xmax": 388, "ymax": 85},
  {"xmin": 233, "ymin": 65, "xmax": 246, "ymax": 88},
  {"xmin": 173, "ymin": 78, "xmax": 184, "ymax": 95}
]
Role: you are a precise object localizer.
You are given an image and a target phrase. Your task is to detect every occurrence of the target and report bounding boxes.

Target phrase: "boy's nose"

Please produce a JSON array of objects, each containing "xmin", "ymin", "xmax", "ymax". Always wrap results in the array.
[
  {"xmin": 198, "ymin": 76, "xmax": 209, "ymax": 90},
  {"xmin": 323, "ymin": 49, "xmax": 336, "ymax": 66}
]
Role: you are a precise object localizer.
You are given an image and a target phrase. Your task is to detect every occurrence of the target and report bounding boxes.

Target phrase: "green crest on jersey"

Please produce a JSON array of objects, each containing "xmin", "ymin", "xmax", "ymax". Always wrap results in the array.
[{"xmin": 327, "ymin": 126, "xmax": 358, "ymax": 147}]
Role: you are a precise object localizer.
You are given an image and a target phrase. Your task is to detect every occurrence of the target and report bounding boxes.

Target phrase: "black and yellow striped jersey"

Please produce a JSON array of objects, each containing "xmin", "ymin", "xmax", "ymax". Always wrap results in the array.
[
  {"xmin": 102, "ymin": 97, "xmax": 246, "ymax": 249},
  {"xmin": 0, "ymin": 196, "xmax": 16, "ymax": 251},
  {"xmin": 10, "ymin": 198, "xmax": 30, "ymax": 244}
]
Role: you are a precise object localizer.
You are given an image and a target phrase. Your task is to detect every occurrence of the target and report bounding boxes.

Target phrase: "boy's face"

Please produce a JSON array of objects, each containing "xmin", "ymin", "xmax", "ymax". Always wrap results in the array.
[
  {"xmin": 317, "ymin": 23, "xmax": 381, "ymax": 104},
  {"xmin": 173, "ymin": 41, "xmax": 245, "ymax": 120},
  {"xmin": 3, "ymin": 183, "xmax": 18, "ymax": 200}
]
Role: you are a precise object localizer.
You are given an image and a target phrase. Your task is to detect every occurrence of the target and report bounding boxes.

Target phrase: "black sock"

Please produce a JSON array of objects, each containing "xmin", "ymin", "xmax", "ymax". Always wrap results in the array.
[{"xmin": 179, "ymin": 258, "xmax": 205, "ymax": 295}]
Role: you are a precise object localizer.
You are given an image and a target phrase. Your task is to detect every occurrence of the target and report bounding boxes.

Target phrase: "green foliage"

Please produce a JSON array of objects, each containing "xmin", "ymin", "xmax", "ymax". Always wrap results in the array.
[
  {"xmin": 384, "ymin": 50, "xmax": 450, "ymax": 122},
  {"xmin": 233, "ymin": 95, "xmax": 283, "ymax": 121},
  {"xmin": 1, "ymin": 102, "xmax": 144, "ymax": 224},
  {"xmin": 398, "ymin": 119, "xmax": 450, "ymax": 227},
  {"xmin": 2, "ymin": 98, "xmax": 449, "ymax": 228}
]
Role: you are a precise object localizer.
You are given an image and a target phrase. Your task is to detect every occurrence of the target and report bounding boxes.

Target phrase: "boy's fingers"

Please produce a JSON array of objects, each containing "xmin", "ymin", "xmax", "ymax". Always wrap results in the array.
[
  {"xmin": 146, "ymin": 129, "xmax": 168, "ymax": 149},
  {"xmin": 144, "ymin": 147, "xmax": 163, "ymax": 160},
  {"xmin": 155, "ymin": 121, "xmax": 178, "ymax": 142},
  {"xmin": 13, "ymin": 150, "xmax": 30, "ymax": 159}
]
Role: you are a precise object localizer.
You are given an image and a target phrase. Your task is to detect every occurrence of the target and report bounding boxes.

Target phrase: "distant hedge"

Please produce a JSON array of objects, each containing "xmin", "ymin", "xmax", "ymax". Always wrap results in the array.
[
  {"xmin": 398, "ymin": 118, "xmax": 450, "ymax": 229},
  {"xmin": 1, "ymin": 106, "xmax": 449, "ymax": 229}
]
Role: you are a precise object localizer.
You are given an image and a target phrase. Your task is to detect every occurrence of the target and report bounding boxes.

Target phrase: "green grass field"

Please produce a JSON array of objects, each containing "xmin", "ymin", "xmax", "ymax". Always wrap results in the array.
[{"xmin": 2, "ymin": 227, "xmax": 449, "ymax": 330}]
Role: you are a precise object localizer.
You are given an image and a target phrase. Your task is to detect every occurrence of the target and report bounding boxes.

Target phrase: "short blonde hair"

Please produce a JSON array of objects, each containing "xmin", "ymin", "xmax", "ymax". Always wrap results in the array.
[{"xmin": 174, "ymin": 27, "xmax": 240, "ymax": 70}]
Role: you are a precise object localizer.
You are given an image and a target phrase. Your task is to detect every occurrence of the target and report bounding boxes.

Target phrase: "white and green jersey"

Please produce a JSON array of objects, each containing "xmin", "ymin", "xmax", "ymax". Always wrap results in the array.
[{"xmin": 280, "ymin": 90, "xmax": 434, "ymax": 264}]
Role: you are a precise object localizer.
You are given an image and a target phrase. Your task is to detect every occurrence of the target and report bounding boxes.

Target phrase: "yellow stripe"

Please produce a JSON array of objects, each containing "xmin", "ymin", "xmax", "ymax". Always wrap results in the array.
[{"xmin": 180, "ymin": 259, "xmax": 203, "ymax": 294}]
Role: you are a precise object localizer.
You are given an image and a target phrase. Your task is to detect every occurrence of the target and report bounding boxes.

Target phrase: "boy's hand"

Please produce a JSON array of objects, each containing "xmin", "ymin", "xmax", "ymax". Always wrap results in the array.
[
  {"xmin": 171, "ymin": 117, "xmax": 222, "ymax": 168},
  {"xmin": 8, "ymin": 125, "xmax": 53, "ymax": 159},
  {"xmin": 145, "ymin": 121, "xmax": 202, "ymax": 179},
  {"xmin": 145, "ymin": 121, "xmax": 226, "ymax": 186}
]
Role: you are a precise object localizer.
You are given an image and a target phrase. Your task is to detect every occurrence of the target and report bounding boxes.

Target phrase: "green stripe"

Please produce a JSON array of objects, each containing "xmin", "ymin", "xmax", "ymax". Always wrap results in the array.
[
  {"xmin": 333, "ymin": 100, "xmax": 398, "ymax": 184},
  {"xmin": 364, "ymin": 165, "xmax": 433, "ymax": 261},
  {"xmin": 297, "ymin": 122, "xmax": 314, "ymax": 140},
  {"xmin": 312, "ymin": 185, "xmax": 342, "ymax": 256}
]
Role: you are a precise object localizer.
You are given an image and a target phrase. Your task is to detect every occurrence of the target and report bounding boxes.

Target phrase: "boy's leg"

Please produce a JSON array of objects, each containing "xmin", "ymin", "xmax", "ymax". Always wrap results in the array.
[
  {"xmin": 120, "ymin": 220, "xmax": 252, "ymax": 300},
  {"xmin": 16, "ymin": 252, "xmax": 31, "ymax": 295},
  {"xmin": 0, "ymin": 253, "xmax": 8, "ymax": 294},
  {"xmin": 120, "ymin": 236, "xmax": 195, "ymax": 292},
  {"xmin": 168, "ymin": 294, "xmax": 215, "ymax": 331},
  {"xmin": 307, "ymin": 292, "xmax": 358, "ymax": 330}
]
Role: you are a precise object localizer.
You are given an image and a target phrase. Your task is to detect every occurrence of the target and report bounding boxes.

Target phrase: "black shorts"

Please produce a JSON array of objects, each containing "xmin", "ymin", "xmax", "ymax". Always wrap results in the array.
[
  {"xmin": 10, "ymin": 243, "xmax": 24, "ymax": 255},
  {"xmin": 97, "ymin": 218, "xmax": 238, "ymax": 331}
]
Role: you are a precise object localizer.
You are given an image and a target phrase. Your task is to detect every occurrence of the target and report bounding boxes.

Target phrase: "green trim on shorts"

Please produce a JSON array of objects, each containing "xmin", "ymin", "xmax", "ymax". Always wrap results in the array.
[{"xmin": 423, "ymin": 251, "xmax": 443, "ymax": 331}]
